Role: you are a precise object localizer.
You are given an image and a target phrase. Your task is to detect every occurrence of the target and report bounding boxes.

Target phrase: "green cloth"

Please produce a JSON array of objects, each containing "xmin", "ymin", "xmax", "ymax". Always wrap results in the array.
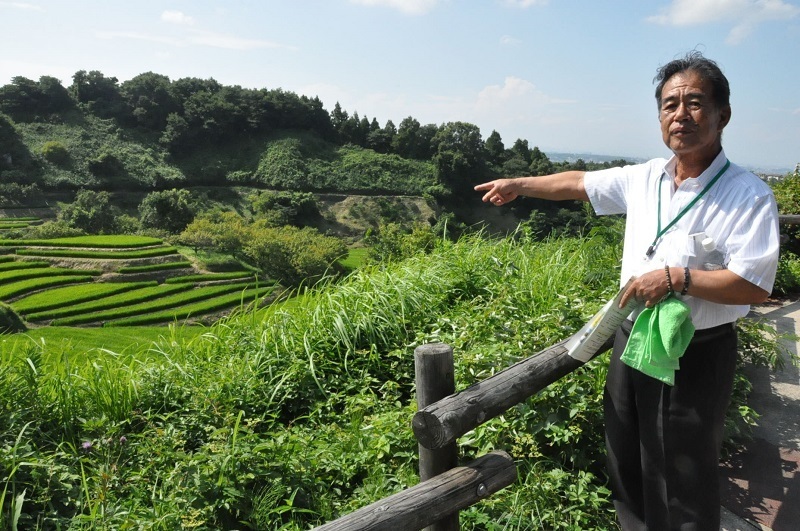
[{"xmin": 620, "ymin": 296, "xmax": 695, "ymax": 386}]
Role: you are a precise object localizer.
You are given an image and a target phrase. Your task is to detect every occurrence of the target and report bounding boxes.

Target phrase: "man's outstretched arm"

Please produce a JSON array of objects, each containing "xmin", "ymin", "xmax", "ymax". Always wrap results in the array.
[{"xmin": 474, "ymin": 171, "xmax": 589, "ymax": 206}]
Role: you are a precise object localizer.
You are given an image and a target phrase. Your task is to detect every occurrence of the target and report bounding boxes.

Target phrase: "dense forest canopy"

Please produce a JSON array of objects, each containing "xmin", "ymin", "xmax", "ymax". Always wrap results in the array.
[{"xmin": 0, "ymin": 70, "xmax": 631, "ymax": 200}]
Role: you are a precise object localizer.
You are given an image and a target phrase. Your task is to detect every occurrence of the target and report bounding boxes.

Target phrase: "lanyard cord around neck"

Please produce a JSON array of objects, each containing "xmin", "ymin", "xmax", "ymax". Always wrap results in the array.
[{"xmin": 645, "ymin": 159, "xmax": 730, "ymax": 257}]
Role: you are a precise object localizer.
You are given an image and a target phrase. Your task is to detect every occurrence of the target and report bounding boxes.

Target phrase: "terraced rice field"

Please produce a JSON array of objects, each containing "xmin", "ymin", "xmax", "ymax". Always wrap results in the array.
[
  {"xmin": 0, "ymin": 228, "xmax": 270, "ymax": 327},
  {"xmin": 0, "ymin": 216, "xmax": 41, "ymax": 232}
]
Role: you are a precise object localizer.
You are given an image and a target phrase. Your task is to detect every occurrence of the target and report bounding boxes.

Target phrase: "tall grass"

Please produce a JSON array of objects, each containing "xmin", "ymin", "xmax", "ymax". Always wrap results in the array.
[{"xmin": 0, "ymin": 228, "xmax": 679, "ymax": 529}]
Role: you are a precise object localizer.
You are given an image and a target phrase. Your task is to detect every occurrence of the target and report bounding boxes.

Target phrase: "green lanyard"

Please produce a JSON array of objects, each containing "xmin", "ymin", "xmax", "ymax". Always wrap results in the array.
[{"xmin": 645, "ymin": 159, "xmax": 730, "ymax": 257}]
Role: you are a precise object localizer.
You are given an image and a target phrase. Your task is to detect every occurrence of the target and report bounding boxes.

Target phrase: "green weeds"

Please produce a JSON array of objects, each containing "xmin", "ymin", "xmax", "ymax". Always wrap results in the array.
[{"xmin": 0, "ymin": 230, "xmax": 785, "ymax": 529}]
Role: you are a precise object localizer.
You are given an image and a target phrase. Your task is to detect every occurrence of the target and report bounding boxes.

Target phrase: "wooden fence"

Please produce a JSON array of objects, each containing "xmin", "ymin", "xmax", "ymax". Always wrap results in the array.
[{"xmin": 314, "ymin": 333, "xmax": 612, "ymax": 530}]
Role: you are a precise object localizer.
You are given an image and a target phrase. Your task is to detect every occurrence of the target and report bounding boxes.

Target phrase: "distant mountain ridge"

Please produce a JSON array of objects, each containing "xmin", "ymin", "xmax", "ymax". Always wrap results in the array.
[
  {"xmin": 546, "ymin": 152, "xmax": 647, "ymax": 164},
  {"xmin": 547, "ymin": 151, "xmax": 794, "ymax": 176}
]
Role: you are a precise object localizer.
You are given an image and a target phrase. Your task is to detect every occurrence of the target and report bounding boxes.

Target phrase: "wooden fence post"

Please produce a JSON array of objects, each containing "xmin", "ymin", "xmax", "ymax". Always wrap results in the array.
[{"xmin": 415, "ymin": 343, "xmax": 459, "ymax": 531}]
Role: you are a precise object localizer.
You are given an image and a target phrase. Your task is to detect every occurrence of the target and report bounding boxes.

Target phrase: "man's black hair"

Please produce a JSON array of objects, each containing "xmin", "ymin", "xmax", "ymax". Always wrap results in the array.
[{"xmin": 654, "ymin": 51, "xmax": 730, "ymax": 109}]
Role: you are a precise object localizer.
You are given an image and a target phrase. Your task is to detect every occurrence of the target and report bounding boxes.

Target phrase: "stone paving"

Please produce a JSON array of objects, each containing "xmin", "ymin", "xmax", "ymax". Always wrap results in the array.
[{"xmin": 719, "ymin": 299, "xmax": 800, "ymax": 531}]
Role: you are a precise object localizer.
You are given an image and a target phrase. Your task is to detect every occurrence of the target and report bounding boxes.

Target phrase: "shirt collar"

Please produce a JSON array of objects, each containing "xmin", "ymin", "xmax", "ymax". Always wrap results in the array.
[{"xmin": 663, "ymin": 149, "xmax": 728, "ymax": 187}]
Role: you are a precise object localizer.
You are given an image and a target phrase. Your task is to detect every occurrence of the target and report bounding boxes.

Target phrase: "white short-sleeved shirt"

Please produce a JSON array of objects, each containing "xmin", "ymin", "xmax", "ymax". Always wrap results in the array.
[{"xmin": 584, "ymin": 149, "xmax": 780, "ymax": 330}]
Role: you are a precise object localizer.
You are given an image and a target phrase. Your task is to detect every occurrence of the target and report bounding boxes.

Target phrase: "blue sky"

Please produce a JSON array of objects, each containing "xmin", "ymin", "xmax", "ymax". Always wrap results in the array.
[{"xmin": 1, "ymin": 0, "xmax": 798, "ymax": 171}]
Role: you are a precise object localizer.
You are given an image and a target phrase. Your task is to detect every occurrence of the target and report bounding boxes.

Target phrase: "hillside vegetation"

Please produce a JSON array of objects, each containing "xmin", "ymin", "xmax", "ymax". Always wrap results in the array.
[{"xmin": 0, "ymin": 70, "xmax": 631, "ymax": 230}]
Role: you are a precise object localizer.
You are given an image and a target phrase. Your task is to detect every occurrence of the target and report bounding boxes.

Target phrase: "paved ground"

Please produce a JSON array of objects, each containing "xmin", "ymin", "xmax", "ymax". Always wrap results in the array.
[{"xmin": 719, "ymin": 299, "xmax": 800, "ymax": 531}]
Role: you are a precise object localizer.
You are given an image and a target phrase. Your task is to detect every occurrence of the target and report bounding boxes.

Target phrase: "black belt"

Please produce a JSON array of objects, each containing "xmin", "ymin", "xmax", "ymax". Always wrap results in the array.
[{"xmin": 692, "ymin": 322, "xmax": 736, "ymax": 342}]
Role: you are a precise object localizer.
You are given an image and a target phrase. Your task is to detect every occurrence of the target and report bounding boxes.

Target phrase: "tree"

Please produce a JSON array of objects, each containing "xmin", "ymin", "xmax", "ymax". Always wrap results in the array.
[
  {"xmin": 416, "ymin": 123, "xmax": 439, "ymax": 160},
  {"xmin": 249, "ymin": 190, "xmax": 319, "ymax": 226},
  {"xmin": 510, "ymin": 138, "xmax": 532, "ymax": 165},
  {"xmin": 139, "ymin": 189, "xmax": 196, "ymax": 233},
  {"xmin": 0, "ymin": 77, "xmax": 39, "ymax": 118},
  {"xmin": 393, "ymin": 117, "xmax": 421, "ymax": 158},
  {"xmin": 501, "ymin": 156, "xmax": 531, "ymax": 177},
  {"xmin": 37, "ymin": 76, "xmax": 74, "ymax": 113},
  {"xmin": 243, "ymin": 225, "xmax": 346, "ymax": 286},
  {"xmin": 529, "ymin": 146, "xmax": 554, "ymax": 176},
  {"xmin": 185, "ymin": 210, "xmax": 251, "ymax": 258},
  {"xmin": 330, "ymin": 102, "xmax": 348, "ymax": 140},
  {"xmin": 120, "ymin": 72, "xmax": 178, "ymax": 131},
  {"xmin": 178, "ymin": 217, "xmax": 216, "ymax": 254},
  {"xmin": 0, "ymin": 76, "xmax": 74, "ymax": 120},
  {"xmin": 432, "ymin": 122, "xmax": 485, "ymax": 193},
  {"xmin": 367, "ymin": 119, "xmax": 394, "ymax": 154},
  {"xmin": 484, "ymin": 130, "xmax": 505, "ymax": 167},
  {"xmin": 87, "ymin": 152, "xmax": 124, "ymax": 178},
  {"xmin": 160, "ymin": 112, "xmax": 191, "ymax": 153},
  {"xmin": 70, "ymin": 70, "xmax": 126, "ymax": 120},
  {"xmin": 365, "ymin": 222, "xmax": 436, "ymax": 263},
  {"xmin": 58, "ymin": 189, "xmax": 120, "ymax": 234}
]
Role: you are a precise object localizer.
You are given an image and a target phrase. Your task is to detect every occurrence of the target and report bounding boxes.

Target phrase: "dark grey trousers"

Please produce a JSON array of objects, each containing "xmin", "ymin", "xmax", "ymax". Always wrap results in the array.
[{"xmin": 604, "ymin": 320, "xmax": 737, "ymax": 531}]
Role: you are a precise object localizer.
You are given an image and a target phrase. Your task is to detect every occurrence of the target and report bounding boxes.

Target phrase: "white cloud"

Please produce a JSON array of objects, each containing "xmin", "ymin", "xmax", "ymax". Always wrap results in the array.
[
  {"xmin": 161, "ymin": 10, "xmax": 196, "ymax": 26},
  {"xmin": 0, "ymin": 2, "xmax": 43, "ymax": 11},
  {"xmin": 349, "ymin": 0, "xmax": 440, "ymax": 15},
  {"xmin": 96, "ymin": 31, "xmax": 185, "ymax": 47},
  {"xmin": 186, "ymin": 30, "xmax": 292, "ymax": 51},
  {"xmin": 501, "ymin": 0, "xmax": 549, "ymax": 8},
  {"xmin": 500, "ymin": 34, "xmax": 522, "ymax": 45},
  {"xmin": 96, "ymin": 29, "xmax": 293, "ymax": 51},
  {"xmin": 475, "ymin": 76, "xmax": 573, "ymax": 111},
  {"xmin": 445, "ymin": 76, "xmax": 577, "ymax": 139},
  {"xmin": 647, "ymin": 0, "xmax": 800, "ymax": 44}
]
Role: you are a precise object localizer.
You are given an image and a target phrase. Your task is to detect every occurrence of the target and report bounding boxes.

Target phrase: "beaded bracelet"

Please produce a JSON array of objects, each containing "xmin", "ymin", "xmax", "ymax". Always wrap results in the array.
[
  {"xmin": 664, "ymin": 264, "xmax": 674, "ymax": 294},
  {"xmin": 681, "ymin": 267, "xmax": 691, "ymax": 296}
]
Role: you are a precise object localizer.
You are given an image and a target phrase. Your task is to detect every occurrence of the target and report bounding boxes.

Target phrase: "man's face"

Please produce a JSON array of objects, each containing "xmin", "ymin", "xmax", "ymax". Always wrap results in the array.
[{"xmin": 659, "ymin": 70, "xmax": 731, "ymax": 159}]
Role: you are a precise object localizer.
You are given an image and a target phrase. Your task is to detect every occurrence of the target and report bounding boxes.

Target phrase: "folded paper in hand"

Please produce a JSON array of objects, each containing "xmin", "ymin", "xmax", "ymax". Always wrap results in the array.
[{"xmin": 565, "ymin": 277, "xmax": 639, "ymax": 363}]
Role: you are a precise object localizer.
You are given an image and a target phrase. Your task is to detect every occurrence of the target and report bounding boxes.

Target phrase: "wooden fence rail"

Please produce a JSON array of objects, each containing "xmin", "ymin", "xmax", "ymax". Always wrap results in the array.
[
  {"xmin": 313, "ymin": 451, "xmax": 517, "ymax": 531},
  {"xmin": 413, "ymin": 336, "xmax": 614, "ymax": 450},
  {"xmin": 315, "ymin": 334, "xmax": 613, "ymax": 529}
]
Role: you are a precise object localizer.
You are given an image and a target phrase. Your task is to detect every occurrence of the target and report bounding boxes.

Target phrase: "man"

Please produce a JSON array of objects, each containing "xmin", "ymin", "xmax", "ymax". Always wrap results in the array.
[{"xmin": 475, "ymin": 51, "xmax": 780, "ymax": 530}]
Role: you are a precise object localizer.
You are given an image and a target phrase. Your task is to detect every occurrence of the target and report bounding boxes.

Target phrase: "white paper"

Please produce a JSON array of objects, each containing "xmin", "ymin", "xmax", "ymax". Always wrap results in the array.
[{"xmin": 565, "ymin": 277, "xmax": 640, "ymax": 363}]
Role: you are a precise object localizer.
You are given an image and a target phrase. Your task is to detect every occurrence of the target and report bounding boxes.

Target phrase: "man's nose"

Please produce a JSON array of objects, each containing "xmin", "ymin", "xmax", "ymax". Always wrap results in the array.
[{"xmin": 674, "ymin": 101, "xmax": 691, "ymax": 121}]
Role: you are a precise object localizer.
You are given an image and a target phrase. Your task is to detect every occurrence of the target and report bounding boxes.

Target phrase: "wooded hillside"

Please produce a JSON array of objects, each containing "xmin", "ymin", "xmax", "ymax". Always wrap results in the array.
[{"xmin": 0, "ymin": 70, "xmax": 628, "ymax": 205}]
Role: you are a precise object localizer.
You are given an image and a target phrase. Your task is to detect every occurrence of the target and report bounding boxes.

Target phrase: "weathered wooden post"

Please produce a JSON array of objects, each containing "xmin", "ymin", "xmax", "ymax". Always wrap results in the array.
[
  {"xmin": 312, "ymin": 450, "xmax": 517, "ymax": 530},
  {"xmin": 415, "ymin": 343, "xmax": 459, "ymax": 531}
]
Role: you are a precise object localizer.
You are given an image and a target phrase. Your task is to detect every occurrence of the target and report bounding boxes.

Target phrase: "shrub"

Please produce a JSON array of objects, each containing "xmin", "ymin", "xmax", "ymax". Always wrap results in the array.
[
  {"xmin": 365, "ymin": 222, "xmax": 436, "ymax": 263},
  {"xmin": 138, "ymin": 188, "xmax": 196, "ymax": 234},
  {"xmin": 773, "ymin": 251, "xmax": 800, "ymax": 296},
  {"xmin": 0, "ymin": 302, "xmax": 26, "ymax": 333},
  {"xmin": 23, "ymin": 220, "xmax": 85, "ymax": 239},
  {"xmin": 41, "ymin": 140, "xmax": 69, "ymax": 164},
  {"xmin": 179, "ymin": 211, "xmax": 249, "ymax": 258},
  {"xmin": 0, "ymin": 183, "xmax": 43, "ymax": 204},
  {"xmin": 772, "ymin": 166, "xmax": 800, "ymax": 254},
  {"xmin": 243, "ymin": 225, "xmax": 347, "ymax": 286},
  {"xmin": 87, "ymin": 151, "xmax": 124, "ymax": 177},
  {"xmin": 249, "ymin": 190, "xmax": 320, "ymax": 227},
  {"xmin": 58, "ymin": 189, "xmax": 122, "ymax": 234}
]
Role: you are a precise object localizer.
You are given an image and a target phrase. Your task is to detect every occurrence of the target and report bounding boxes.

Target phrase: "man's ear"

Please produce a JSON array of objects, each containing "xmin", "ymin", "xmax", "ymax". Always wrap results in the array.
[{"xmin": 718, "ymin": 105, "xmax": 731, "ymax": 131}]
